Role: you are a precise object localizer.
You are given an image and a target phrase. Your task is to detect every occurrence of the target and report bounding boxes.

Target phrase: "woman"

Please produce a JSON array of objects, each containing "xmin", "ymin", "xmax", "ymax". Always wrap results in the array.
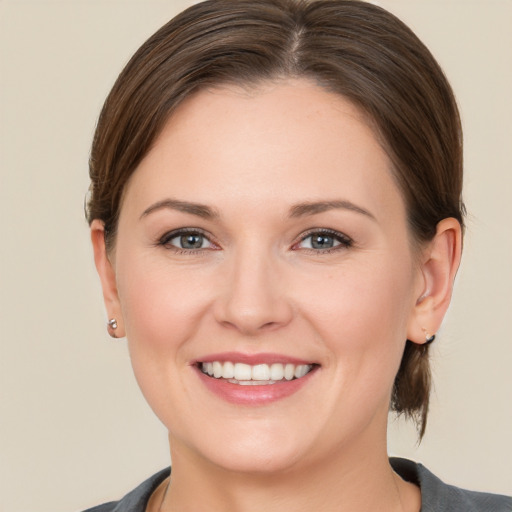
[{"xmin": 85, "ymin": 0, "xmax": 511, "ymax": 510}]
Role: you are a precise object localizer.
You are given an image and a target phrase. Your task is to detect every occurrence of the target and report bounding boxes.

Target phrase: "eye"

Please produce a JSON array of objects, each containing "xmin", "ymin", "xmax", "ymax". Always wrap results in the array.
[
  {"xmin": 159, "ymin": 229, "xmax": 216, "ymax": 251},
  {"xmin": 295, "ymin": 230, "xmax": 352, "ymax": 251}
]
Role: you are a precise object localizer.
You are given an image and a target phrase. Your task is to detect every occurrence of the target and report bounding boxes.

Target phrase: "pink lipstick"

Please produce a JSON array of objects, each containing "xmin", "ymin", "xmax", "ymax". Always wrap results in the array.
[{"xmin": 193, "ymin": 352, "xmax": 318, "ymax": 405}]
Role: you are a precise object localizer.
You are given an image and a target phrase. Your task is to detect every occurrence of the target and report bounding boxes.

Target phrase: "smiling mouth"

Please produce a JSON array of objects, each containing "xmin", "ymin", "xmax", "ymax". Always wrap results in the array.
[{"xmin": 199, "ymin": 361, "xmax": 315, "ymax": 385}]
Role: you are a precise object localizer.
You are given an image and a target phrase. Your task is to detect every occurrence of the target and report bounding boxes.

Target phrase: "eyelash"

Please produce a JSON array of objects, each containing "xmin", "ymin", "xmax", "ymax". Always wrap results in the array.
[
  {"xmin": 157, "ymin": 228, "xmax": 218, "ymax": 254},
  {"xmin": 157, "ymin": 228, "xmax": 353, "ymax": 254},
  {"xmin": 293, "ymin": 228, "xmax": 353, "ymax": 254}
]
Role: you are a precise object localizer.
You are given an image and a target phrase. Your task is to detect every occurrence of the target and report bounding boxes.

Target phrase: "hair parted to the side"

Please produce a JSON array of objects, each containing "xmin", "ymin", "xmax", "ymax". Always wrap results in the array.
[{"xmin": 86, "ymin": 0, "xmax": 464, "ymax": 438}]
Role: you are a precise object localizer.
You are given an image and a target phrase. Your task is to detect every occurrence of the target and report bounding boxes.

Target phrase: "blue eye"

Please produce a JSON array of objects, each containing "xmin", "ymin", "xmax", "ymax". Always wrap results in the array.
[
  {"xmin": 297, "ymin": 230, "xmax": 352, "ymax": 251},
  {"xmin": 159, "ymin": 230, "xmax": 215, "ymax": 251},
  {"xmin": 174, "ymin": 233, "xmax": 207, "ymax": 249}
]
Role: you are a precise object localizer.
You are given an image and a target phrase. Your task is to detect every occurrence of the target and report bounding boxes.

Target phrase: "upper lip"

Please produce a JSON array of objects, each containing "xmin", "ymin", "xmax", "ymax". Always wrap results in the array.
[{"xmin": 193, "ymin": 352, "xmax": 316, "ymax": 366}]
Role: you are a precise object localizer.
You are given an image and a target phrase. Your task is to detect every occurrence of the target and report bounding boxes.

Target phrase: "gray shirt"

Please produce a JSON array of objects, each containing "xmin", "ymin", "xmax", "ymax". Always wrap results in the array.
[{"xmin": 83, "ymin": 458, "xmax": 511, "ymax": 511}]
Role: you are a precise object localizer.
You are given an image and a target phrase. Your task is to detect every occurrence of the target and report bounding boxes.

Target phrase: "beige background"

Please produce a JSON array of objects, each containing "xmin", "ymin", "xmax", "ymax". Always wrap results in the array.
[{"xmin": 1, "ymin": 1, "xmax": 511, "ymax": 511}]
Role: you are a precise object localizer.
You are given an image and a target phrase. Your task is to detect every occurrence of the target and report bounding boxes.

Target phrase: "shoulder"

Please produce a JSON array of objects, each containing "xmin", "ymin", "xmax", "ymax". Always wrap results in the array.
[
  {"xmin": 81, "ymin": 504, "xmax": 117, "ymax": 512},
  {"xmin": 390, "ymin": 457, "xmax": 512, "ymax": 512},
  {"xmin": 81, "ymin": 467, "xmax": 171, "ymax": 512}
]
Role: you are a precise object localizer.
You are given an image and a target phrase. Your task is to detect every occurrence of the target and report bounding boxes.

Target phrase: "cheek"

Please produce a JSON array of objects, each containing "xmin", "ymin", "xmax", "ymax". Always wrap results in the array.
[
  {"xmin": 114, "ymin": 256, "xmax": 215, "ymax": 426},
  {"xmin": 114, "ymin": 255, "xmax": 220, "ymax": 420},
  {"xmin": 116, "ymin": 256, "xmax": 211, "ymax": 349},
  {"xmin": 302, "ymin": 257, "xmax": 414, "ymax": 336},
  {"xmin": 296, "ymin": 255, "xmax": 416, "ymax": 383}
]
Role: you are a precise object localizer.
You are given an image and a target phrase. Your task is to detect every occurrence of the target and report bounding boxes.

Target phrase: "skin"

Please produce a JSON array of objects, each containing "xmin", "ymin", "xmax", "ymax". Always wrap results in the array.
[{"xmin": 92, "ymin": 79, "xmax": 461, "ymax": 511}]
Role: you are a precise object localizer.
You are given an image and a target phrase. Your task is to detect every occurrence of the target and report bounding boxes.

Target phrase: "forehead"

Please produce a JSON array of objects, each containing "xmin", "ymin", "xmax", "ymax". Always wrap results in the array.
[{"xmin": 122, "ymin": 79, "xmax": 404, "ymax": 220}]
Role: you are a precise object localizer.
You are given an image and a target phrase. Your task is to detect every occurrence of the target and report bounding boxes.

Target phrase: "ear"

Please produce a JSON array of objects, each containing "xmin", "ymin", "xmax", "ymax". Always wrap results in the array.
[
  {"xmin": 407, "ymin": 218, "xmax": 462, "ymax": 345},
  {"xmin": 90, "ymin": 220, "xmax": 125, "ymax": 338}
]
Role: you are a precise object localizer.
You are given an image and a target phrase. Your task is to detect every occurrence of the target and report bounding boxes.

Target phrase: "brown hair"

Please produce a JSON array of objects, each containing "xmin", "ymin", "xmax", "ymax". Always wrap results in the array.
[{"xmin": 87, "ymin": 0, "xmax": 464, "ymax": 438}]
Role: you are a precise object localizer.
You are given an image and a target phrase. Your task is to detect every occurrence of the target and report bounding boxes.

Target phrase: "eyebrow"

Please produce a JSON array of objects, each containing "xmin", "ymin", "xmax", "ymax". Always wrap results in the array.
[
  {"xmin": 140, "ymin": 199, "xmax": 220, "ymax": 220},
  {"xmin": 289, "ymin": 200, "xmax": 376, "ymax": 221},
  {"xmin": 140, "ymin": 198, "xmax": 375, "ymax": 222}
]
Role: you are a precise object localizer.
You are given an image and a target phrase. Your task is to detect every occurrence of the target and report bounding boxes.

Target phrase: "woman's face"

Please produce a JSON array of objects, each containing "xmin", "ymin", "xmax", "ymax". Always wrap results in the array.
[{"xmin": 106, "ymin": 80, "xmax": 426, "ymax": 473}]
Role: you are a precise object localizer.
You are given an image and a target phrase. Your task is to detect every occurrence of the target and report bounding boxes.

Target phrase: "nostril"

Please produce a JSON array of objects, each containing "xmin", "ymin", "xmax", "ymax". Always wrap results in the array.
[{"xmin": 219, "ymin": 318, "xmax": 285, "ymax": 335}]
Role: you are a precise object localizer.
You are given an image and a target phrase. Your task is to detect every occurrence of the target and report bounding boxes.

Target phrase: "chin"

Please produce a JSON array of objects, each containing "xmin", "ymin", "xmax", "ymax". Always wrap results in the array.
[
  {"xmin": 202, "ymin": 445, "xmax": 305, "ymax": 475},
  {"xmin": 171, "ymin": 421, "xmax": 317, "ymax": 475}
]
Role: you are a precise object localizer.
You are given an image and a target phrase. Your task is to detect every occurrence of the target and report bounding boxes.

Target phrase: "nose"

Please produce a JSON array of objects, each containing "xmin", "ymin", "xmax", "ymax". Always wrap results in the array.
[{"xmin": 213, "ymin": 246, "xmax": 293, "ymax": 335}]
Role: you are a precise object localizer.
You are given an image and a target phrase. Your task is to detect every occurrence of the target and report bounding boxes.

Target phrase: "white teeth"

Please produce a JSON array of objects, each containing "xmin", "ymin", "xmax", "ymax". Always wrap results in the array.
[
  {"xmin": 234, "ymin": 363, "xmax": 252, "ymax": 381},
  {"xmin": 213, "ymin": 361, "xmax": 223, "ymax": 378},
  {"xmin": 200, "ymin": 361, "xmax": 313, "ymax": 383},
  {"xmin": 233, "ymin": 379, "xmax": 276, "ymax": 386},
  {"xmin": 295, "ymin": 365, "xmax": 309, "ymax": 378},
  {"xmin": 223, "ymin": 361, "xmax": 235, "ymax": 379},
  {"xmin": 284, "ymin": 363, "xmax": 295, "ymax": 381},
  {"xmin": 252, "ymin": 364, "xmax": 270, "ymax": 381},
  {"xmin": 270, "ymin": 363, "xmax": 284, "ymax": 381}
]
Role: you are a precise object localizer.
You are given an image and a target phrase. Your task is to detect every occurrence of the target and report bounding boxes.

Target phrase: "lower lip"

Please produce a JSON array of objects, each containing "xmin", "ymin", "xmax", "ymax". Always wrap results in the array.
[{"xmin": 194, "ymin": 366, "xmax": 317, "ymax": 405}]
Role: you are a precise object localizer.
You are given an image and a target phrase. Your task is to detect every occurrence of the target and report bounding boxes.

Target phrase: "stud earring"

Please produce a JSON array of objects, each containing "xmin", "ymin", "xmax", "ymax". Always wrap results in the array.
[
  {"xmin": 421, "ymin": 327, "xmax": 435, "ymax": 345},
  {"xmin": 425, "ymin": 332, "xmax": 436, "ymax": 344},
  {"xmin": 107, "ymin": 318, "xmax": 119, "ymax": 338}
]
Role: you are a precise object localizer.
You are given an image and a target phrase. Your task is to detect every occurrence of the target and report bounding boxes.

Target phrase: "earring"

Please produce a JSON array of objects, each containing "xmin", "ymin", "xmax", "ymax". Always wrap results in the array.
[
  {"xmin": 107, "ymin": 318, "xmax": 119, "ymax": 338},
  {"xmin": 421, "ymin": 327, "xmax": 435, "ymax": 345},
  {"xmin": 425, "ymin": 332, "xmax": 436, "ymax": 345}
]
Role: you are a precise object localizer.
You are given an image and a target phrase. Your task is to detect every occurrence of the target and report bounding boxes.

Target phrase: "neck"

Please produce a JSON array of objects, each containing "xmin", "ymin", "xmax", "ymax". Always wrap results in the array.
[{"xmin": 160, "ymin": 429, "xmax": 419, "ymax": 512}]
